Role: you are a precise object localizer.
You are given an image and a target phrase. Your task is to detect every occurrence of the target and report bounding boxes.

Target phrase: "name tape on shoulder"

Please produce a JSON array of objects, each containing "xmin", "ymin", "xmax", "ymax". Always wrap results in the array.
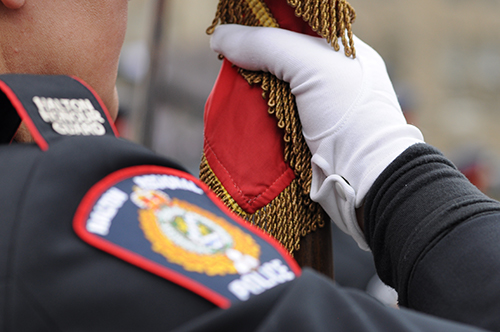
[{"xmin": 33, "ymin": 96, "xmax": 106, "ymax": 136}]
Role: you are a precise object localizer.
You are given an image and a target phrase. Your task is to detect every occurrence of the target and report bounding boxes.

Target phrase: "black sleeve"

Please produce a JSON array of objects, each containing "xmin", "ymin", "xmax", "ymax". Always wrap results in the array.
[{"xmin": 364, "ymin": 143, "xmax": 500, "ymax": 331}]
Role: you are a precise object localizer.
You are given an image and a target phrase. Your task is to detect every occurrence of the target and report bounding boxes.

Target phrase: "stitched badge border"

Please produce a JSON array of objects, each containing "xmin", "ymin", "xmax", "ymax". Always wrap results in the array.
[{"xmin": 73, "ymin": 165, "xmax": 301, "ymax": 308}]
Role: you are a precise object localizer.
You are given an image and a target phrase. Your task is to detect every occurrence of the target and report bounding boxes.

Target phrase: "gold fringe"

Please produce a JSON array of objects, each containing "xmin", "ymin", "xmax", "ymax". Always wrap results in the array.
[
  {"xmin": 202, "ymin": 0, "xmax": 354, "ymax": 254},
  {"xmin": 200, "ymin": 155, "xmax": 325, "ymax": 254},
  {"xmin": 207, "ymin": 0, "xmax": 356, "ymax": 58}
]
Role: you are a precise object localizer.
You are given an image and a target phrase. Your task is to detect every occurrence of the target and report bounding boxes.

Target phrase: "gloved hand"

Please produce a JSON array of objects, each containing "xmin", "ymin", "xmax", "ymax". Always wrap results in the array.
[{"xmin": 211, "ymin": 25, "xmax": 424, "ymax": 250}]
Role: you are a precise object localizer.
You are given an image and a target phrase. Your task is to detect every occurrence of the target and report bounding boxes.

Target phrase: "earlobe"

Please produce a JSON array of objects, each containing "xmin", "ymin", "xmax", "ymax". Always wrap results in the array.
[{"xmin": 1, "ymin": 0, "xmax": 26, "ymax": 10}]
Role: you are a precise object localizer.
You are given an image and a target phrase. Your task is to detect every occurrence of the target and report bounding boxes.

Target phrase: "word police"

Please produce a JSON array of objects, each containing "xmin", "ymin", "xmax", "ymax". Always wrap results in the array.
[
  {"xmin": 33, "ymin": 96, "xmax": 106, "ymax": 136},
  {"xmin": 228, "ymin": 259, "xmax": 295, "ymax": 301}
]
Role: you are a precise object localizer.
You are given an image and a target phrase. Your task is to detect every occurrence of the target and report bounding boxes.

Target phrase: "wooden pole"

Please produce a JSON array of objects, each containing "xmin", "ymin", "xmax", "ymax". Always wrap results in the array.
[{"xmin": 293, "ymin": 213, "xmax": 334, "ymax": 279}]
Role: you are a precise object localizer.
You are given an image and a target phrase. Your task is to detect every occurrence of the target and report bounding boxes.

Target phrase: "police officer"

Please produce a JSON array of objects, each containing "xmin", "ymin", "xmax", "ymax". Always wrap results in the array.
[{"xmin": 0, "ymin": 1, "xmax": 499, "ymax": 331}]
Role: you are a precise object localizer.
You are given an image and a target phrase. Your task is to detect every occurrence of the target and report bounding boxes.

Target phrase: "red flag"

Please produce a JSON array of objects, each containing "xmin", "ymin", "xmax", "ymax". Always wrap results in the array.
[{"xmin": 201, "ymin": 0, "xmax": 355, "ymax": 264}]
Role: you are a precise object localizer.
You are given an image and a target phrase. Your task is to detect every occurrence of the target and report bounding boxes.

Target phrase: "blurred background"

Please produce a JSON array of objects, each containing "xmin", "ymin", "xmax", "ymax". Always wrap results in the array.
[
  {"xmin": 117, "ymin": 0, "xmax": 500, "ymax": 305},
  {"xmin": 117, "ymin": 0, "xmax": 220, "ymax": 175}
]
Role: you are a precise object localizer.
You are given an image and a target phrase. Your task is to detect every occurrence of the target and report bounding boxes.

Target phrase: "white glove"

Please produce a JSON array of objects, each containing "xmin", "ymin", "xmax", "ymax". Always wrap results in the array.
[{"xmin": 211, "ymin": 25, "xmax": 424, "ymax": 250}]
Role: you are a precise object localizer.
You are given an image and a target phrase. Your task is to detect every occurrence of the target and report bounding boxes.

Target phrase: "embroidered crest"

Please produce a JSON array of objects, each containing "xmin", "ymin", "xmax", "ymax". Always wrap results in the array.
[
  {"xmin": 74, "ymin": 166, "xmax": 301, "ymax": 308},
  {"xmin": 132, "ymin": 186, "xmax": 261, "ymax": 276}
]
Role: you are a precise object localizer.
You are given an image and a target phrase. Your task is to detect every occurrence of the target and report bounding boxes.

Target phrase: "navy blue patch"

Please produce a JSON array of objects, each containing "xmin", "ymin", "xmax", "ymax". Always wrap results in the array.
[{"xmin": 74, "ymin": 165, "xmax": 301, "ymax": 308}]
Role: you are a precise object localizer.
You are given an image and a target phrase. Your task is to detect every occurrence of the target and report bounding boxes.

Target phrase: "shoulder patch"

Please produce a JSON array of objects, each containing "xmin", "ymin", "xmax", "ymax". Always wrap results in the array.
[{"xmin": 73, "ymin": 166, "xmax": 301, "ymax": 308}]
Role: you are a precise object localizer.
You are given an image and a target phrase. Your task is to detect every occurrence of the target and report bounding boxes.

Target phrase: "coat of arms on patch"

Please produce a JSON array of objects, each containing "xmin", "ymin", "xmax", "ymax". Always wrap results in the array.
[{"xmin": 131, "ymin": 187, "xmax": 261, "ymax": 276}]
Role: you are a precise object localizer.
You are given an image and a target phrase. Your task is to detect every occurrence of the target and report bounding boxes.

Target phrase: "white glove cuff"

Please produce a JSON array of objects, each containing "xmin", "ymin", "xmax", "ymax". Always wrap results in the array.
[{"xmin": 310, "ymin": 163, "xmax": 369, "ymax": 251}]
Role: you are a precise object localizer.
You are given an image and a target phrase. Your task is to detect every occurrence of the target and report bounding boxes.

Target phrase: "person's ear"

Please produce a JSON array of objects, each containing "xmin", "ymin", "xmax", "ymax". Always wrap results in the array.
[{"xmin": 1, "ymin": 0, "xmax": 26, "ymax": 10}]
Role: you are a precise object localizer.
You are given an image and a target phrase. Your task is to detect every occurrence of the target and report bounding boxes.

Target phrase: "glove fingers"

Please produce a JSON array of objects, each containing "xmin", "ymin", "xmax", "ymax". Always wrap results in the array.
[{"xmin": 211, "ymin": 25, "xmax": 357, "ymax": 86}]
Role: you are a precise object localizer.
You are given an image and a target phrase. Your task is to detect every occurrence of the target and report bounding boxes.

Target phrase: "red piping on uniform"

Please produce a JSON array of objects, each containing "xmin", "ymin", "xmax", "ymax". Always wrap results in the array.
[
  {"xmin": 74, "ymin": 215, "xmax": 232, "ymax": 309},
  {"xmin": 0, "ymin": 80, "xmax": 49, "ymax": 151},
  {"xmin": 70, "ymin": 76, "xmax": 120, "ymax": 138}
]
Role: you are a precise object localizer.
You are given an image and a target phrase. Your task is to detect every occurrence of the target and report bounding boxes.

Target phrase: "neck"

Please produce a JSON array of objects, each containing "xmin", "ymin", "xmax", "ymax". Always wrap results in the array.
[{"xmin": 13, "ymin": 123, "xmax": 34, "ymax": 143}]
